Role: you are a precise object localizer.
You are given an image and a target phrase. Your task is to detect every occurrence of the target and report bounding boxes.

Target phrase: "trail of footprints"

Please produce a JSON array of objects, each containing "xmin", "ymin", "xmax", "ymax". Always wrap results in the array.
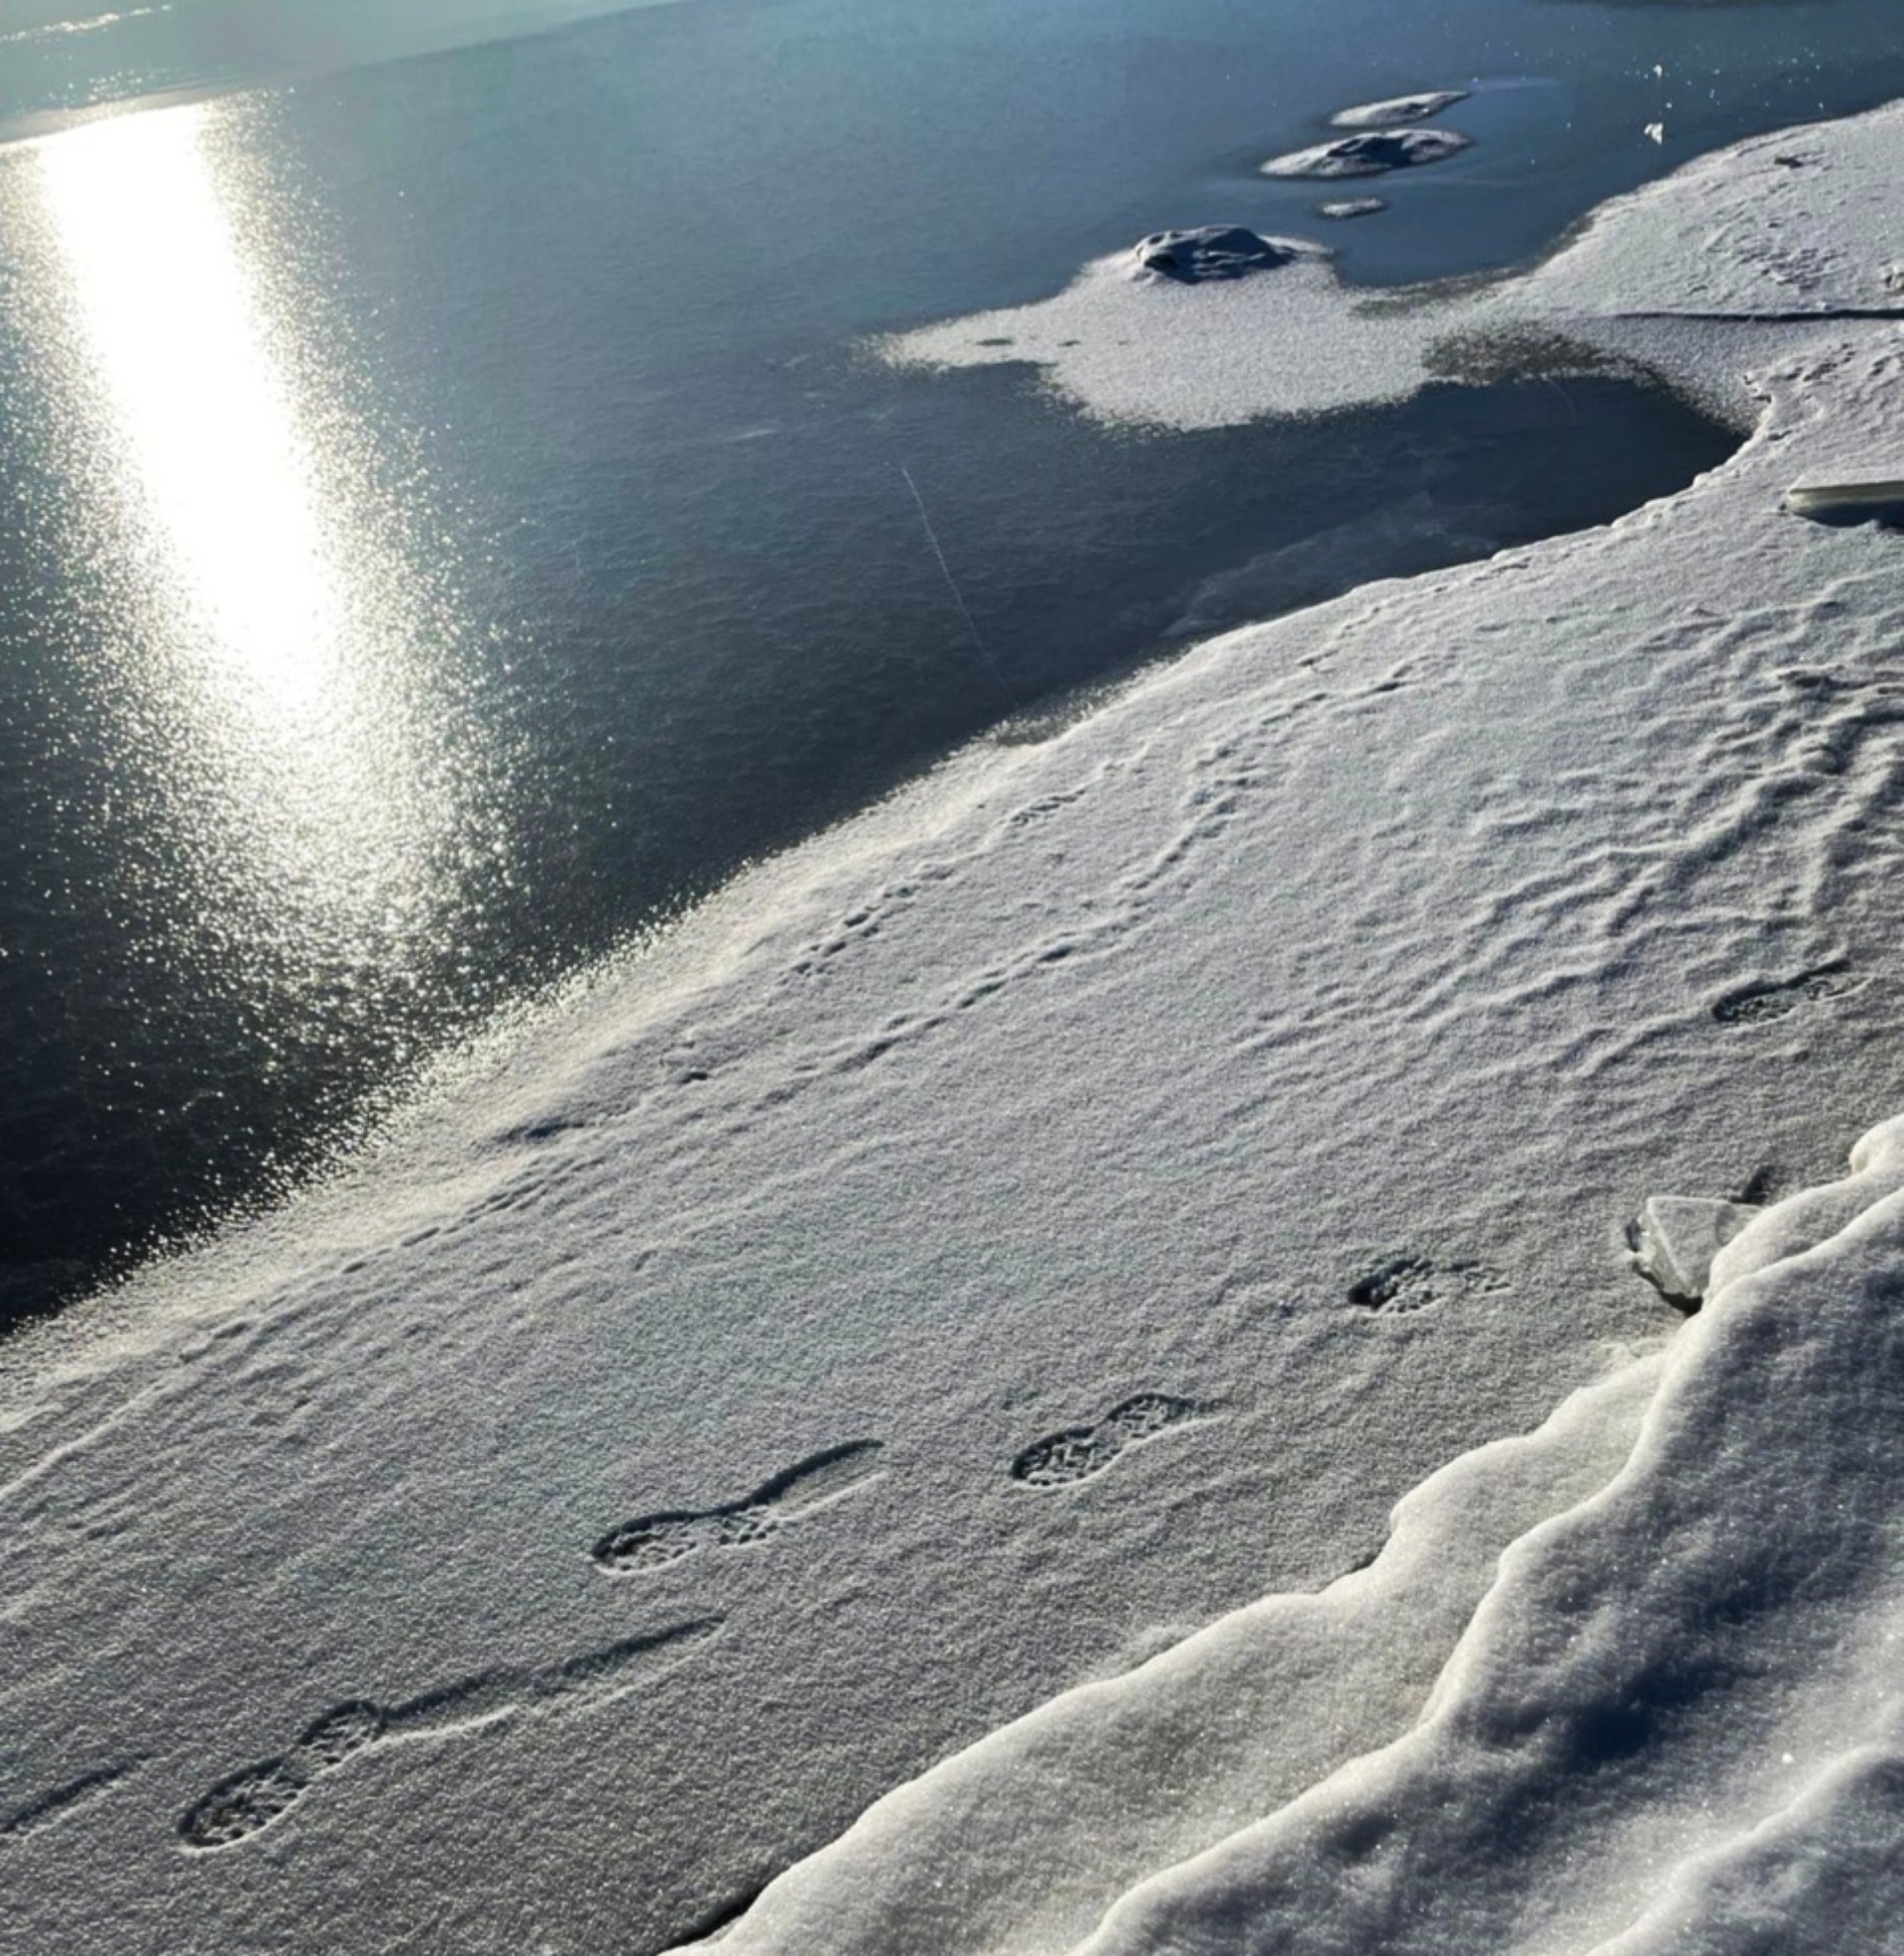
[
  {"xmin": 592, "ymin": 1440, "xmax": 886, "ymax": 1575},
  {"xmin": 178, "ymin": 1622, "xmax": 720, "ymax": 1851},
  {"xmin": 172, "ymin": 1404, "xmax": 1218, "ymax": 1855}
]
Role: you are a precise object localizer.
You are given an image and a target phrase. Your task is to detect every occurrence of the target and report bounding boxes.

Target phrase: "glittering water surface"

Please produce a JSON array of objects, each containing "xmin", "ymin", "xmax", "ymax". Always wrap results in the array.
[
  {"xmin": 1, "ymin": 99, "xmax": 523, "ymax": 1308},
  {"xmin": 3, "ymin": 0, "xmax": 1899, "ymax": 1320}
]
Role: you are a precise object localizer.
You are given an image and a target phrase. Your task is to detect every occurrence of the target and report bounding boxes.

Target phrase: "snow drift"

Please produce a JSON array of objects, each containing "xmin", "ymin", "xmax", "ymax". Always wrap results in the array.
[{"xmin": 706, "ymin": 1115, "xmax": 1904, "ymax": 1952}]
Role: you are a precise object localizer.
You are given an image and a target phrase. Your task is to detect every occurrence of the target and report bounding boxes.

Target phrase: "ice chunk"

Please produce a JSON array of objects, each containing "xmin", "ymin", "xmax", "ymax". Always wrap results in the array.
[
  {"xmin": 1630, "ymin": 1194, "xmax": 1759, "ymax": 1306},
  {"xmin": 1783, "ymin": 475, "xmax": 1904, "ymax": 521},
  {"xmin": 1316, "ymin": 196, "xmax": 1386, "ymax": 220}
]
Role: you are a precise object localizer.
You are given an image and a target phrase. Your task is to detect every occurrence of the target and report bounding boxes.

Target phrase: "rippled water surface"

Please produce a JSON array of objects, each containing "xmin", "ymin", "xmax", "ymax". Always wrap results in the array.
[{"xmin": 2, "ymin": 0, "xmax": 1899, "ymax": 1320}]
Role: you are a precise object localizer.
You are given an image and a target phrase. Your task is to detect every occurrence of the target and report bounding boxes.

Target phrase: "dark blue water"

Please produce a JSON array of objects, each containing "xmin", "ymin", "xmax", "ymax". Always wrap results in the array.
[{"xmin": 1, "ymin": 0, "xmax": 1897, "ymax": 1323}]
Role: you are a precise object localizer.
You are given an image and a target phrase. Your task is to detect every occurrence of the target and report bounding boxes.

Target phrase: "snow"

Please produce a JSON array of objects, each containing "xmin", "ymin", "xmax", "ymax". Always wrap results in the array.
[
  {"xmin": 1260, "ymin": 127, "xmax": 1472, "ymax": 179},
  {"xmin": 1329, "ymin": 91, "xmax": 1469, "ymax": 131},
  {"xmin": 8, "ymin": 87, "xmax": 1904, "ymax": 1956}
]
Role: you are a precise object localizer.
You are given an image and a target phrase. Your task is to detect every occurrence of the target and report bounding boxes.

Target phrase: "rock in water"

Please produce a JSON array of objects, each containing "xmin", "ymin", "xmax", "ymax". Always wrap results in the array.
[
  {"xmin": 1128, "ymin": 226, "xmax": 1309, "ymax": 283},
  {"xmin": 1330, "ymin": 90, "xmax": 1469, "ymax": 129},
  {"xmin": 1261, "ymin": 128, "xmax": 1472, "ymax": 180},
  {"xmin": 1631, "ymin": 1195, "xmax": 1761, "ymax": 1307},
  {"xmin": 1317, "ymin": 197, "xmax": 1387, "ymax": 220}
]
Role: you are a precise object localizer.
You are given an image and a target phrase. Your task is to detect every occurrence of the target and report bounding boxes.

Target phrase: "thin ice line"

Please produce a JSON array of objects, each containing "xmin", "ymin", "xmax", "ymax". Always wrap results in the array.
[{"xmin": 899, "ymin": 463, "xmax": 1022, "ymax": 711}]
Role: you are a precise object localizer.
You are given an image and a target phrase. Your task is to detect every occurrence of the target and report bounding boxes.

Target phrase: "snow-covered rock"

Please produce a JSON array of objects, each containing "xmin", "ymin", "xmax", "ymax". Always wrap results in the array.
[
  {"xmin": 1329, "ymin": 89, "xmax": 1469, "ymax": 130},
  {"xmin": 1261, "ymin": 127, "xmax": 1472, "ymax": 179},
  {"xmin": 1127, "ymin": 226, "xmax": 1308, "ymax": 283}
]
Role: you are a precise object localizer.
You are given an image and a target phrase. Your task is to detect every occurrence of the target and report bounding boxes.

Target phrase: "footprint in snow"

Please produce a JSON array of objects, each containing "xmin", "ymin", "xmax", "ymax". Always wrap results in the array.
[
  {"xmin": 1011, "ymin": 1393, "xmax": 1210, "ymax": 1489},
  {"xmin": 592, "ymin": 1441, "xmax": 884, "ymax": 1575}
]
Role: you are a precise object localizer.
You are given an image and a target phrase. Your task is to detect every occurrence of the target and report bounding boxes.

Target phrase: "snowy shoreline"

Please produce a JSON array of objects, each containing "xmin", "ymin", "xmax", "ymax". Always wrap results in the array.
[{"xmin": 8, "ymin": 96, "xmax": 1904, "ymax": 1955}]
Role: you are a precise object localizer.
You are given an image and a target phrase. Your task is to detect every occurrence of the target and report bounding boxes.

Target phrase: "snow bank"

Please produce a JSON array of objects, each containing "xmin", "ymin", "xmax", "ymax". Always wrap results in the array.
[
  {"xmin": 702, "ymin": 1115, "xmax": 1904, "ymax": 1955},
  {"xmin": 8, "ymin": 87, "xmax": 1904, "ymax": 1956},
  {"xmin": 1074, "ymin": 1113, "xmax": 1904, "ymax": 1956},
  {"xmin": 692, "ymin": 1354, "xmax": 1666, "ymax": 1954}
]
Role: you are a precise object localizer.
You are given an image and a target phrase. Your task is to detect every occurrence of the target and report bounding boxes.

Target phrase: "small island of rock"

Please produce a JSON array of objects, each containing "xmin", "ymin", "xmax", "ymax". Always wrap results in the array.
[
  {"xmin": 1261, "ymin": 127, "xmax": 1472, "ymax": 180},
  {"xmin": 1128, "ymin": 226, "xmax": 1317, "ymax": 283}
]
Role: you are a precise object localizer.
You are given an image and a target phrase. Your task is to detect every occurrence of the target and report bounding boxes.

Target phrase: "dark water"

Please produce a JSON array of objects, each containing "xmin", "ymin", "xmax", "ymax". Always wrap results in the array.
[{"xmin": 0, "ymin": 0, "xmax": 1894, "ymax": 1324}]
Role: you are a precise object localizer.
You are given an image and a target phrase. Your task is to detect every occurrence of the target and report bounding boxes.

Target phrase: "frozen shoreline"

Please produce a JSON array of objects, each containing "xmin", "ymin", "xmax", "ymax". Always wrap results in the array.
[{"xmin": 8, "ymin": 96, "xmax": 1904, "ymax": 1956}]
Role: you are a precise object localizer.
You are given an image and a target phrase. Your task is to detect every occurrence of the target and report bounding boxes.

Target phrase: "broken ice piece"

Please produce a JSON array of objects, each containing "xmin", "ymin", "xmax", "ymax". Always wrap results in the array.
[
  {"xmin": 1783, "ymin": 476, "xmax": 1904, "ymax": 521},
  {"xmin": 1631, "ymin": 1195, "xmax": 1760, "ymax": 1307}
]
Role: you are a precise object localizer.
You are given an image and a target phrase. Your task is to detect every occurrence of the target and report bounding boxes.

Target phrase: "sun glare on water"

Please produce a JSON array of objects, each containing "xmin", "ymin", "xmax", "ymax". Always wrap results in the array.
[
  {"xmin": 37, "ymin": 109, "xmax": 349, "ymax": 722},
  {"xmin": 20, "ymin": 102, "xmax": 492, "ymax": 993}
]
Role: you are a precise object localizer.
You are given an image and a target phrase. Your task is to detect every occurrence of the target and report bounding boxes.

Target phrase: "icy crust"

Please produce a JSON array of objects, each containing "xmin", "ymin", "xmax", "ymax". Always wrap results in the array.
[
  {"xmin": 883, "ymin": 100, "xmax": 1904, "ymax": 431},
  {"xmin": 696, "ymin": 1118, "xmax": 1904, "ymax": 1954}
]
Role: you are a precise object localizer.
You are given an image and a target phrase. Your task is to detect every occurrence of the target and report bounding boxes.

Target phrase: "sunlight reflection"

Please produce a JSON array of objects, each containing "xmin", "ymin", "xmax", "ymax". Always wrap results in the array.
[
  {"xmin": 26, "ymin": 102, "xmax": 480, "ymax": 976},
  {"xmin": 37, "ymin": 108, "xmax": 346, "ymax": 721}
]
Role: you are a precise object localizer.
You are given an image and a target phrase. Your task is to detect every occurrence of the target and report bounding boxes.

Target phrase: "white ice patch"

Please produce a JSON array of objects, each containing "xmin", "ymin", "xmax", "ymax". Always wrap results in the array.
[
  {"xmin": 881, "ymin": 251, "xmax": 1441, "ymax": 428},
  {"xmin": 1329, "ymin": 91, "xmax": 1470, "ymax": 131}
]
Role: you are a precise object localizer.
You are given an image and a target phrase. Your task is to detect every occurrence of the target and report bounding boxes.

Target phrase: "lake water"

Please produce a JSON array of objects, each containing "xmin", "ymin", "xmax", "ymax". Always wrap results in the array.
[{"xmin": 3, "ymin": 0, "xmax": 1901, "ymax": 1325}]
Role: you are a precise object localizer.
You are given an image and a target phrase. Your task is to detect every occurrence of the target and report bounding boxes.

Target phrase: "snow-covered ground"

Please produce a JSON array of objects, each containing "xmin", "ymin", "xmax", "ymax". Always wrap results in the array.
[{"xmin": 7, "ymin": 98, "xmax": 1904, "ymax": 1956}]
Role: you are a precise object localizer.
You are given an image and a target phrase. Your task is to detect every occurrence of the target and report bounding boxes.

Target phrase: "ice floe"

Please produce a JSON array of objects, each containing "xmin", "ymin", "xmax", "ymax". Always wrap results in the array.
[{"xmin": 882, "ymin": 101, "xmax": 1904, "ymax": 431}]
